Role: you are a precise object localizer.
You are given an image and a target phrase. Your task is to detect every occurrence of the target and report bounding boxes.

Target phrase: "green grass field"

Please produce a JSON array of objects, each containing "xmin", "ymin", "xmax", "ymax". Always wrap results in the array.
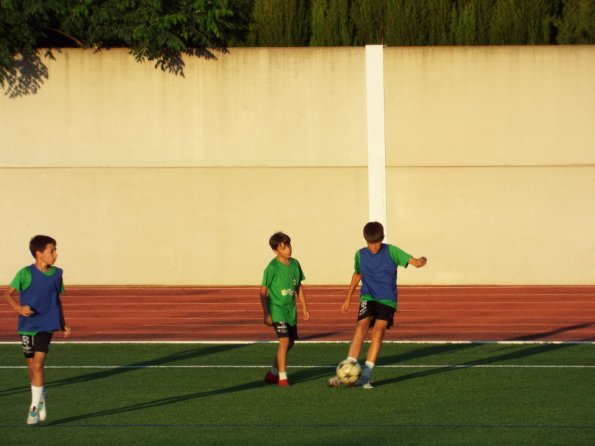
[{"xmin": 1, "ymin": 342, "xmax": 594, "ymax": 445}]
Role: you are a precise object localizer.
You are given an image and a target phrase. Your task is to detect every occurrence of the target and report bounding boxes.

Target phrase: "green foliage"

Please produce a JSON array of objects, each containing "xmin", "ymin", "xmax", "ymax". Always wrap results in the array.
[
  {"xmin": 385, "ymin": 0, "xmax": 430, "ymax": 45},
  {"xmin": 427, "ymin": 0, "xmax": 453, "ymax": 45},
  {"xmin": 557, "ymin": 0, "xmax": 595, "ymax": 43},
  {"xmin": 2, "ymin": 0, "xmax": 593, "ymax": 97},
  {"xmin": 310, "ymin": 0, "xmax": 353, "ymax": 46},
  {"xmin": 248, "ymin": 0, "xmax": 311, "ymax": 46},
  {"xmin": 351, "ymin": 0, "xmax": 385, "ymax": 45},
  {"xmin": 0, "ymin": 0, "xmax": 246, "ymax": 96}
]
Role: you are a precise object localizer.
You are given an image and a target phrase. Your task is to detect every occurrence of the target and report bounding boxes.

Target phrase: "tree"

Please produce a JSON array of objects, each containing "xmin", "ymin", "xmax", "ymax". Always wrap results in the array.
[
  {"xmin": 557, "ymin": 0, "xmax": 595, "ymax": 43},
  {"xmin": 248, "ymin": 0, "xmax": 311, "ymax": 46},
  {"xmin": 351, "ymin": 0, "xmax": 385, "ymax": 45},
  {"xmin": 310, "ymin": 0, "xmax": 353, "ymax": 46},
  {"xmin": 385, "ymin": 0, "xmax": 430, "ymax": 45},
  {"xmin": 0, "ymin": 0, "xmax": 247, "ymax": 97}
]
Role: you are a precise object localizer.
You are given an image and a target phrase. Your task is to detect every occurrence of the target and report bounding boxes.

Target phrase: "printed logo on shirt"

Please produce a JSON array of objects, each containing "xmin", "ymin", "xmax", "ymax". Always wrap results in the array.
[{"xmin": 281, "ymin": 288, "xmax": 295, "ymax": 296}]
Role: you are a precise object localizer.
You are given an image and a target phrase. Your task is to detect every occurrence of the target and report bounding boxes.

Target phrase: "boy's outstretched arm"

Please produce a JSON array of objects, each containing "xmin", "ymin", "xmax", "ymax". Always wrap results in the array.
[
  {"xmin": 409, "ymin": 256, "xmax": 428, "ymax": 268},
  {"xmin": 342, "ymin": 273, "xmax": 362, "ymax": 313},
  {"xmin": 297, "ymin": 284, "xmax": 309, "ymax": 320},
  {"xmin": 259, "ymin": 286, "xmax": 273, "ymax": 326},
  {"xmin": 2, "ymin": 287, "xmax": 34, "ymax": 316}
]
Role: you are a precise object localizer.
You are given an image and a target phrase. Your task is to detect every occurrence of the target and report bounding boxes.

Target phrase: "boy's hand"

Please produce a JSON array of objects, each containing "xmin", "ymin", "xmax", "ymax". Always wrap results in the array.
[
  {"xmin": 263, "ymin": 314, "xmax": 273, "ymax": 326},
  {"xmin": 410, "ymin": 256, "xmax": 427, "ymax": 268},
  {"xmin": 302, "ymin": 307, "xmax": 310, "ymax": 321},
  {"xmin": 18, "ymin": 305, "xmax": 34, "ymax": 316},
  {"xmin": 341, "ymin": 299, "xmax": 351, "ymax": 313},
  {"xmin": 63, "ymin": 324, "xmax": 72, "ymax": 337}
]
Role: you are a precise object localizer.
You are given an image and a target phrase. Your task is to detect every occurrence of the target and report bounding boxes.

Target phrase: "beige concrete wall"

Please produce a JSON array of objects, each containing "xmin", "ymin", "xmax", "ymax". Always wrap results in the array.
[
  {"xmin": 384, "ymin": 46, "xmax": 595, "ymax": 285},
  {"xmin": 1, "ymin": 46, "xmax": 594, "ymax": 285},
  {"xmin": 0, "ymin": 168, "xmax": 367, "ymax": 285},
  {"xmin": 1, "ymin": 48, "xmax": 366, "ymax": 167}
]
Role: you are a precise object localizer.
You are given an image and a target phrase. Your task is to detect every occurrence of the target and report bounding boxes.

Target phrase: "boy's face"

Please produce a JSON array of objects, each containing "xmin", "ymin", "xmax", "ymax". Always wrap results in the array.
[
  {"xmin": 275, "ymin": 242, "xmax": 292, "ymax": 259},
  {"xmin": 37, "ymin": 243, "xmax": 58, "ymax": 266},
  {"xmin": 366, "ymin": 241, "xmax": 382, "ymax": 254}
]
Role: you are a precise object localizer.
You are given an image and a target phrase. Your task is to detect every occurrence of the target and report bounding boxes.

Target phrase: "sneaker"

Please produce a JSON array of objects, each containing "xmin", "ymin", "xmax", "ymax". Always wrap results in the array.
[
  {"xmin": 327, "ymin": 376, "xmax": 342, "ymax": 387},
  {"xmin": 38, "ymin": 393, "xmax": 47, "ymax": 422},
  {"xmin": 278, "ymin": 378, "xmax": 289, "ymax": 387},
  {"xmin": 356, "ymin": 376, "xmax": 374, "ymax": 389},
  {"xmin": 27, "ymin": 407, "xmax": 39, "ymax": 425},
  {"xmin": 264, "ymin": 371, "xmax": 279, "ymax": 384}
]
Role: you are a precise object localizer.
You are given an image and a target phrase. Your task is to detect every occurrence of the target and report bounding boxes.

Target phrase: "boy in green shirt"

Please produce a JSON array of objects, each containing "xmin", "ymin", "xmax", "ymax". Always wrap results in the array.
[{"xmin": 260, "ymin": 232, "xmax": 310, "ymax": 387}]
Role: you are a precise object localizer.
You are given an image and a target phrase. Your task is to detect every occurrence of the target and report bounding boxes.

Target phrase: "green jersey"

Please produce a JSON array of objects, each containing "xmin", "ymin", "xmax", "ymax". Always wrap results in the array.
[
  {"xmin": 261, "ymin": 257, "xmax": 305, "ymax": 325},
  {"xmin": 10, "ymin": 266, "xmax": 64, "ymax": 293}
]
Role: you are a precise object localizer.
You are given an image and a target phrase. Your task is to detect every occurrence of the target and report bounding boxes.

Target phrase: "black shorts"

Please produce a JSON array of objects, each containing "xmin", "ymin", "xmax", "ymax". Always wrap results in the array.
[
  {"xmin": 357, "ymin": 300, "xmax": 395, "ymax": 329},
  {"xmin": 272, "ymin": 322, "xmax": 299, "ymax": 340},
  {"xmin": 21, "ymin": 332, "xmax": 53, "ymax": 359}
]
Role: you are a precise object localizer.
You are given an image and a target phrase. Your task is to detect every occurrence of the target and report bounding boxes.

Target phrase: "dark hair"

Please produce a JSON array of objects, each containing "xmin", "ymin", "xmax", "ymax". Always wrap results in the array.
[
  {"xmin": 29, "ymin": 235, "xmax": 57, "ymax": 258},
  {"xmin": 363, "ymin": 222, "xmax": 384, "ymax": 243},
  {"xmin": 269, "ymin": 232, "xmax": 291, "ymax": 250}
]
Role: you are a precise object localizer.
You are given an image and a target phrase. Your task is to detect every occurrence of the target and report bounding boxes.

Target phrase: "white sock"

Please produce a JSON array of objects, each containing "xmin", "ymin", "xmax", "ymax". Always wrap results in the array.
[
  {"xmin": 279, "ymin": 371, "xmax": 288, "ymax": 380},
  {"xmin": 362, "ymin": 361, "xmax": 375, "ymax": 378},
  {"xmin": 30, "ymin": 385, "xmax": 44, "ymax": 410},
  {"xmin": 270, "ymin": 366, "xmax": 279, "ymax": 376},
  {"xmin": 347, "ymin": 356, "xmax": 357, "ymax": 362}
]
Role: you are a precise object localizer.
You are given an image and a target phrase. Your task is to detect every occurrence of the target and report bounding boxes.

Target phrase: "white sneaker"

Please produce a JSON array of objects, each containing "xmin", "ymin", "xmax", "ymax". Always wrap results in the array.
[
  {"xmin": 27, "ymin": 406, "xmax": 39, "ymax": 425},
  {"xmin": 38, "ymin": 392, "xmax": 47, "ymax": 421}
]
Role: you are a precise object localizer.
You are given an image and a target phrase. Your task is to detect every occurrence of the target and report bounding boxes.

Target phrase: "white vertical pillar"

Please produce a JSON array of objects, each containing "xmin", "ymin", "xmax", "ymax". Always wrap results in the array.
[{"xmin": 365, "ymin": 45, "xmax": 387, "ymax": 239}]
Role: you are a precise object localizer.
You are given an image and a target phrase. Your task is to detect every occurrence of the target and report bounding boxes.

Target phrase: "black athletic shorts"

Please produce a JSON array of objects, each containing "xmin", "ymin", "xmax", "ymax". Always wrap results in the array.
[
  {"xmin": 272, "ymin": 322, "xmax": 299, "ymax": 340},
  {"xmin": 21, "ymin": 332, "xmax": 53, "ymax": 358},
  {"xmin": 357, "ymin": 300, "xmax": 395, "ymax": 329}
]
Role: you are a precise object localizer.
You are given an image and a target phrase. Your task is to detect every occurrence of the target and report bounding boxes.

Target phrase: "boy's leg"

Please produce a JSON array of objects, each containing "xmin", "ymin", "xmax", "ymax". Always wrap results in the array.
[
  {"xmin": 365, "ymin": 320, "xmax": 389, "ymax": 365},
  {"xmin": 25, "ymin": 352, "xmax": 47, "ymax": 425},
  {"xmin": 22, "ymin": 332, "xmax": 52, "ymax": 424},
  {"xmin": 26, "ymin": 351, "xmax": 47, "ymax": 387},
  {"xmin": 328, "ymin": 317, "xmax": 372, "ymax": 387},
  {"xmin": 357, "ymin": 318, "xmax": 391, "ymax": 388},
  {"xmin": 347, "ymin": 316, "xmax": 373, "ymax": 359},
  {"xmin": 267, "ymin": 323, "xmax": 295, "ymax": 386}
]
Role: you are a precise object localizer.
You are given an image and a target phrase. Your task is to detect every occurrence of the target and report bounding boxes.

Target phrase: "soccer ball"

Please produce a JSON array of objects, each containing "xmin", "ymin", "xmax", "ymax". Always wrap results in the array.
[{"xmin": 336, "ymin": 359, "xmax": 362, "ymax": 385}]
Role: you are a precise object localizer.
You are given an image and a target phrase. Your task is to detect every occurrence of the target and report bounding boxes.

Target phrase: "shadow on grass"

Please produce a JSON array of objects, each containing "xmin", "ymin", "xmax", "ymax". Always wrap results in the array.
[
  {"xmin": 373, "ymin": 342, "xmax": 576, "ymax": 388},
  {"xmin": 510, "ymin": 322, "xmax": 594, "ymax": 342},
  {"xmin": 0, "ymin": 343, "xmax": 247, "ymax": 398},
  {"xmin": 48, "ymin": 367, "xmax": 333, "ymax": 426}
]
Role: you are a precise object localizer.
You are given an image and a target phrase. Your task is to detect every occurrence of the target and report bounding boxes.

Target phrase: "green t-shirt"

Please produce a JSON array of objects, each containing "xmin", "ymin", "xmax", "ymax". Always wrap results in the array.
[
  {"xmin": 10, "ymin": 265, "xmax": 64, "ymax": 336},
  {"xmin": 261, "ymin": 257, "xmax": 305, "ymax": 326}
]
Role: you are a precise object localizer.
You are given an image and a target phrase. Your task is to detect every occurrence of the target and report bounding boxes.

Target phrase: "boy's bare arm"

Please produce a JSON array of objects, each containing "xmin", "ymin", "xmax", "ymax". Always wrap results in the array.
[
  {"xmin": 58, "ymin": 299, "xmax": 72, "ymax": 337},
  {"xmin": 297, "ymin": 285, "xmax": 309, "ymax": 320},
  {"xmin": 259, "ymin": 286, "xmax": 273, "ymax": 326},
  {"xmin": 2, "ymin": 287, "xmax": 34, "ymax": 316},
  {"xmin": 342, "ymin": 273, "xmax": 362, "ymax": 313},
  {"xmin": 409, "ymin": 256, "xmax": 428, "ymax": 268}
]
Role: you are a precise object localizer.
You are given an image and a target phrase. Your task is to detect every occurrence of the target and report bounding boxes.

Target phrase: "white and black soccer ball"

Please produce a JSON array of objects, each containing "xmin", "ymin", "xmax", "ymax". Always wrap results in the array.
[{"xmin": 336, "ymin": 359, "xmax": 362, "ymax": 385}]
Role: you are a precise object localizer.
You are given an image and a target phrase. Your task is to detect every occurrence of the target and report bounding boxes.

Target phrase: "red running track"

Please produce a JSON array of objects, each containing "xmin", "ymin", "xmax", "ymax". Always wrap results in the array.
[{"xmin": 1, "ymin": 286, "xmax": 594, "ymax": 343}]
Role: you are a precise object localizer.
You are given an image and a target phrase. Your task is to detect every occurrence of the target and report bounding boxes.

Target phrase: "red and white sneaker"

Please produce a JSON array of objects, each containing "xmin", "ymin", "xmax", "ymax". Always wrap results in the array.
[
  {"xmin": 264, "ymin": 371, "xmax": 279, "ymax": 384},
  {"xmin": 278, "ymin": 378, "xmax": 289, "ymax": 387},
  {"xmin": 327, "ymin": 376, "xmax": 342, "ymax": 387}
]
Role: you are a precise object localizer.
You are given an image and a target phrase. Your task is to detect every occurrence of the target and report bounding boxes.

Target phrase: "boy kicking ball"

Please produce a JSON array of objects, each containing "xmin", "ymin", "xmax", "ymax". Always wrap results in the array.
[
  {"xmin": 329, "ymin": 222, "xmax": 427, "ymax": 389},
  {"xmin": 3, "ymin": 235, "xmax": 71, "ymax": 425}
]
